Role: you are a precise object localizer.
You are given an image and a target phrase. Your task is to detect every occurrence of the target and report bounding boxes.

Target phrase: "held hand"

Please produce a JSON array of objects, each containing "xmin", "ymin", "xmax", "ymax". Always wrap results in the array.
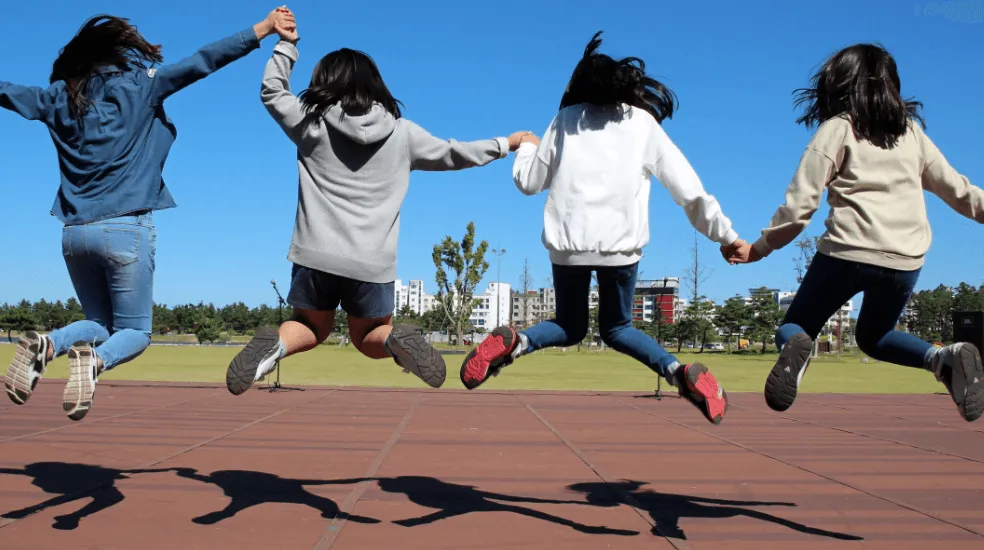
[
  {"xmin": 508, "ymin": 131, "xmax": 540, "ymax": 151},
  {"xmin": 724, "ymin": 243, "xmax": 762, "ymax": 265},
  {"xmin": 719, "ymin": 239, "xmax": 745, "ymax": 262},
  {"xmin": 256, "ymin": 5, "xmax": 296, "ymax": 40},
  {"xmin": 274, "ymin": 6, "xmax": 299, "ymax": 42}
]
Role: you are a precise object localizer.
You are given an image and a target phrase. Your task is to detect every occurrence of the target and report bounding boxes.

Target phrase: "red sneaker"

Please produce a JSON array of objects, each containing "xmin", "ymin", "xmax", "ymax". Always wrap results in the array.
[
  {"xmin": 675, "ymin": 363, "xmax": 728, "ymax": 424},
  {"xmin": 460, "ymin": 326, "xmax": 519, "ymax": 390}
]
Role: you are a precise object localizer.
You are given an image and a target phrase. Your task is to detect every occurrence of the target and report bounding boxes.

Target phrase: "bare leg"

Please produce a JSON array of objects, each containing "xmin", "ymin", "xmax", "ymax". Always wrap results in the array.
[
  {"xmin": 281, "ymin": 309, "xmax": 335, "ymax": 357},
  {"xmin": 348, "ymin": 316, "xmax": 393, "ymax": 359}
]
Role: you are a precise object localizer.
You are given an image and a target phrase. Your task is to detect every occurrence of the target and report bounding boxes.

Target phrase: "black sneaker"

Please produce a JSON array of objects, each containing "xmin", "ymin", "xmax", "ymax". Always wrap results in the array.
[
  {"xmin": 764, "ymin": 332, "xmax": 813, "ymax": 412},
  {"xmin": 459, "ymin": 326, "xmax": 518, "ymax": 390},
  {"xmin": 226, "ymin": 326, "xmax": 282, "ymax": 395},
  {"xmin": 385, "ymin": 325, "xmax": 446, "ymax": 388},
  {"xmin": 5, "ymin": 331, "xmax": 51, "ymax": 405},
  {"xmin": 930, "ymin": 343, "xmax": 984, "ymax": 422}
]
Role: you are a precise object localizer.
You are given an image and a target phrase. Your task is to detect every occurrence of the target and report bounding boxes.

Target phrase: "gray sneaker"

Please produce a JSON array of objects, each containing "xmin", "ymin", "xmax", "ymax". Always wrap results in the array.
[
  {"xmin": 5, "ymin": 331, "xmax": 51, "ymax": 405},
  {"xmin": 929, "ymin": 343, "xmax": 984, "ymax": 422},
  {"xmin": 63, "ymin": 343, "xmax": 99, "ymax": 421}
]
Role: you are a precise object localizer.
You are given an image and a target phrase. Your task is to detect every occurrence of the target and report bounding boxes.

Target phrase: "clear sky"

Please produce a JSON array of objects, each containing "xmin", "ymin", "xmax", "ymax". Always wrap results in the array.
[{"xmin": 1, "ymin": 0, "xmax": 982, "ymax": 311}]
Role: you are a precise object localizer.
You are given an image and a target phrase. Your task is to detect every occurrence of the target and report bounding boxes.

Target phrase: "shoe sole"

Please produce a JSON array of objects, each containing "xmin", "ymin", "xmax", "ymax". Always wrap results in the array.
[
  {"xmin": 5, "ymin": 331, "xmax": 43, "ymax": 405},
  {"xmin": 764, "ymin": 332, "xmax": 813, "ymax": 412},
  {"xmin": 226, "ymin": 326, "xmax": 280, "ymax": 396},
  {"xmin": 387, "ymin": 325, "xmax": 446, "ymax": 389},
  {"xmin": 951, "ymin": 343, "xmax": 984, "ymax": 422},
  {"xmin": 684, "ymin": 363, "xmax": 728, "ymax": 424},
  {"xmin": 460, "ymin": 327, "xmax": 517, "ymax": 390},
  {"xmin": 63, "ymin": 345, "xmax": 95, "ymax": 422}
]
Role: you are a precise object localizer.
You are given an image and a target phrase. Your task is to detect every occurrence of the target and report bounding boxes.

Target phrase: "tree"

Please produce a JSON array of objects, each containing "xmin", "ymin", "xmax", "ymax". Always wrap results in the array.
[
  {"xmin": 715, "ymin": 296, "xmax": 751, "ymax": 352},
  {"xmin": 681, "ymin": 230, "xmax": 712, "ymax": 304},
  {"xmin": 953, "ymin": 283, "xmax": 984, "ymax": 312},
  {"xmin": 793, "ymin": 236, "xmax": 822, "ymax": 284},
  {"xmin": 194, "ymin": 315, "xmax": 223, "ymax": 344},
  {"xmin": 748, "ymin": 288, "xmax": 782, "ymax": 353},
  {"xmin": 514, "ymin": 258, "xmax": 536, "ymax": 328},
  {"xmin": 220, "ymin": 302, "xmax": 252, "ymax": 335},
  {"xmin": 432, "ymin": 222, "xmax": 490, "ymax": 347},
  {"xmin": 684, "ymin": 297, "xmax": 716, "ymax": 352},
  {"xmin": 334, "ymin": 309, "xmax": 349, "ymax": 335}
]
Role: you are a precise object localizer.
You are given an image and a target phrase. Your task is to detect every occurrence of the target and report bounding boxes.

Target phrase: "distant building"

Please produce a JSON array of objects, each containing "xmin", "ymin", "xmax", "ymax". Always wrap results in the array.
[{"xmin": 633, "ymin": 278, "xmax": 680, "ymax": 324}]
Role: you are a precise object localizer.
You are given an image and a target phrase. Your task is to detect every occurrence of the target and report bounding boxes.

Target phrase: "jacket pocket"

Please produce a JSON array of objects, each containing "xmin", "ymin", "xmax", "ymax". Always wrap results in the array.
[{"xmin": 104, "ymin": 228, "xmax": 141, "ymax": 267}]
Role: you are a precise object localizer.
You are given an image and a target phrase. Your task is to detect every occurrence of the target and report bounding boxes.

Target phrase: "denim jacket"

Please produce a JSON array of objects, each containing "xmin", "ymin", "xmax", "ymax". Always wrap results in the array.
[{"xmin": 0, "ymin": 28, "xmax": 260, "ymax": 225}]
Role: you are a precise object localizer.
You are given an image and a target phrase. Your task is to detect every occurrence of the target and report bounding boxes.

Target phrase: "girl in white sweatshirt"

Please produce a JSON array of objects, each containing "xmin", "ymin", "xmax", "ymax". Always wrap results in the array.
[{"xmin": 459, "ymin": 32, "xmax": 741, "ymax": 425}]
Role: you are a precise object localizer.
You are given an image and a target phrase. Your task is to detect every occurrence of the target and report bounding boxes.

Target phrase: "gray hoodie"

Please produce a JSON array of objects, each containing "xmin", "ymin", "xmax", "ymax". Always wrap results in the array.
[{"xmin": 261, "ymin": 41, "xmax": 508, "ymax": 283}]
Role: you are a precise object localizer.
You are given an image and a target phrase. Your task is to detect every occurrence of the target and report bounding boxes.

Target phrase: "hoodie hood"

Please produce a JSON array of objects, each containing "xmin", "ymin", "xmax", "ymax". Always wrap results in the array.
[{"xmin": 322, "ymin": 103, "xmax": 398, "ymax": 145}]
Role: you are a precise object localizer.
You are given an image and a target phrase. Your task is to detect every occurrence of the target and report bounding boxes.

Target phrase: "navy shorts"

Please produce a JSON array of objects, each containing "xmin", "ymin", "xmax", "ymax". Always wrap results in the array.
[{"xmin": 286, "ymin": 264, "xmax": 395, "ymax": 319}]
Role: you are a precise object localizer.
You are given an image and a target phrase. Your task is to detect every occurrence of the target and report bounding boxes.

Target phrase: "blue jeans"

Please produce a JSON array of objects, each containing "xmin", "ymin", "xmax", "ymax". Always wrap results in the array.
[
  {"xmin": 777, "ymin": 252, "xmax": 933, "ymax": 367},
  {"xmin": 48, "ymin": 212, "xmax": 156, "ymax": 370},
  {"xmin": 522, "ymin": 263, "xmax": 679, "ymax": 378}
]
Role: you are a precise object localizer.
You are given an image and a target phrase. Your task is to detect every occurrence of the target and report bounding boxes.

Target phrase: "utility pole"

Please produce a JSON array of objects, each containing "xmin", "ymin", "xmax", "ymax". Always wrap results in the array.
[{"xmin": 491, "ymin": 246, "xmax": 506, "ymax": 327}]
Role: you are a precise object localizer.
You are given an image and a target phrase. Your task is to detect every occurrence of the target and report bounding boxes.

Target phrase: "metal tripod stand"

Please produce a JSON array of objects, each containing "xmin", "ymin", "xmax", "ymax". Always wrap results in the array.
[{"xmin": 267, "ymin": 280, "xmax": 304, "ymax": 393}]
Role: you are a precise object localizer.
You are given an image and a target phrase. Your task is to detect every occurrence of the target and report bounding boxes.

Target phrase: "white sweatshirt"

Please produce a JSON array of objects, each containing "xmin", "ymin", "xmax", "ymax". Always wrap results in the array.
[{"xmin": 513, "ymin": 104, "xmax": 738, "ymax": 266}]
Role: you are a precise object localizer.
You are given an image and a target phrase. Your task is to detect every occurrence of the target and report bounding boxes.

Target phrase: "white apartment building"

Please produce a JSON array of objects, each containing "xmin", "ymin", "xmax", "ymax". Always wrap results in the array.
[
  {"xmin": 394, "ymin": 279, "xmax": 436, "ymax": 316},
  {"xmin": 469, "ymin": 282, "xmax": 512, "ymax": 330},
  {"xmin": 512, "ymin": 287, "xmax": 557, "ymax": 327}
]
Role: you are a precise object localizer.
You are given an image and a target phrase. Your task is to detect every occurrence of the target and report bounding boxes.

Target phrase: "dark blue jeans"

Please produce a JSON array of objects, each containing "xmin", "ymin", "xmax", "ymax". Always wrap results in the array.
[
  {"xmin": 521, "ymin": 263, "xmax": 679, "ymax": 378},
  {"xmin": 777, "ymin": 252, "xmax": 933, "ymax": 367}
]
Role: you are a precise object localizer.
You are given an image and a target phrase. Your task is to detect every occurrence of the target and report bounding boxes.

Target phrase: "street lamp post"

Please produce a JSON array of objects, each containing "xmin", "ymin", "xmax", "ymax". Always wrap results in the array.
[{"xmin": 491, "ymin": 246, "xmax": 506, "ymax": 328}]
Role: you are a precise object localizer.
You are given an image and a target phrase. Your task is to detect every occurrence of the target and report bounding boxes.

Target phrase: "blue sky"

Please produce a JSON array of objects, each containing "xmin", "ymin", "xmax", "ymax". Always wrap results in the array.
[{"xmin": 1, "ymin": 0, "xmax": 982, "ymax": 311}]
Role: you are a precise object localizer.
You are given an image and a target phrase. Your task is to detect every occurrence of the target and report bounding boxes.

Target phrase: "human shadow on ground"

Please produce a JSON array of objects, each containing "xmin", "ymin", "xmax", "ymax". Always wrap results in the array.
[
  {"xmin": 567, "ymin": 480, "xmax": 863, "ymax": 541},
  {"xmin": 0, "ymin": 462, "xmax": 176, "ymax": 530},
  {"xmin": 171, "ymin": 468, "xmax": 378, "ymax": 525},
  {"xmin": 375, "ymin": 476, "xmax": 639, "ymax": 536}
]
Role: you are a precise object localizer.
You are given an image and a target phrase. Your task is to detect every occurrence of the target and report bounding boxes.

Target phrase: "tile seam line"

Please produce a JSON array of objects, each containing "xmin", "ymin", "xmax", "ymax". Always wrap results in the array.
[
  {"xmin": 614, "ymin": 397, "xmax": 984, "ymax": 539},
  {"xmin": 518, "ymin": 395, "xmax": 692, "ymax": 550},
  {"xmin": 0, "ymin": 389, "xmax": 227, "ymax": 444},
  {"xmin": 0, "ymin": 388, "xmax": 337, "ymax": 530},
  {"xmin": 313, "ymin": 392, "xmax": 421, "ymax": 550},
  {"xmin": 798, "ymin": 397, "xmax": 984, "ymax": 434},
  {"xmin": 729, "ymin": 402, "xmax": 984, "ymax": 465}
]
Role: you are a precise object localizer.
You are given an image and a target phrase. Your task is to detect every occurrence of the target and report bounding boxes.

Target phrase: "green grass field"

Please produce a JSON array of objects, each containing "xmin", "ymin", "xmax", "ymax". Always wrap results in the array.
[{"xmin": 0, "ymin": 342, "xmax": 944, "ymax": 393}]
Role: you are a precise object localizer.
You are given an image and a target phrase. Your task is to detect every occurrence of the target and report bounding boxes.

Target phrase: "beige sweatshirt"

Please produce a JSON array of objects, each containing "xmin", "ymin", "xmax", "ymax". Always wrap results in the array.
[{"xmin": 753, "ymin": 115, "xmax": 984, "ymax": 271}]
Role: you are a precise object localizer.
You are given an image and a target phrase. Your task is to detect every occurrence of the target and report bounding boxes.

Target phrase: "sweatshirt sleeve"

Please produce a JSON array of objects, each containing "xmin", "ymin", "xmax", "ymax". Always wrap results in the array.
[
  {"xmin": 146, "ymin": 28, "xmax": 261, "ymax": 105},
  {"xmin": 406, "ymin": 121, "xmax": 508, "ymax": 171},
  {"xmin": 644, "ymin": 123, "xmax": 738, "ymax": 246},
  {"xmin": 920, "ymin": 130, "xmax": 984, "ymax": 224},
  {"xmin": 0, "ymin": 82, "xmax": 54, "ymax": 121},
  {"xmin": 261, "ymin": 41, "xmax": 306, "ymax": 143},
  {"xmin": 752, "ymin": 146, "xmax": 835, "ymax": 257},
  {"xmin": 512, "ymin": 118, "xmax": 556, "ymax": 196}
]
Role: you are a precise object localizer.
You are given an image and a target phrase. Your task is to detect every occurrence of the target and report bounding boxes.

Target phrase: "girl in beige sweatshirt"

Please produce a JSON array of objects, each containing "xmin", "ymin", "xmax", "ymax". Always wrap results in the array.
[{"xmin": 728, "ymin": 43, "xmax": 983, "ymax": 423}]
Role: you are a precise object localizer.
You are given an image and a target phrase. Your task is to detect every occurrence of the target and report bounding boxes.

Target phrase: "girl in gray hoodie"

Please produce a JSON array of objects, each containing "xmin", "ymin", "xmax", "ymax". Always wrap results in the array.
[{"xmin": 226, "ymin": 11, "xmax": 531, "ymax": 394}]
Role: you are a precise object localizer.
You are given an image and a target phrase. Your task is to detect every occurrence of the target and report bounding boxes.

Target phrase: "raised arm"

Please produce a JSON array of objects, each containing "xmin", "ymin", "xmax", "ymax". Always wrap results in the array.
[
  {"xmin": 261, "ymin": 40, "xmax": 306, "ymax": 142},
  {"xmin": 406, "ymin": 121, "xmax": 510, "ymax": 171},
  {"xmin": 751, "ymin": 145, "xmax": 834, "ymax": 258},
  {"xmin": 145, "ymin": 9, "xmax": 291, "ymax": 105},
  {"xmin": 513, "ymin": 121, "xmax": 553, "ymax": 195},
  {"xmin": 921, "ymin": 132, "xmax": 984, "ymax": 223},
  {"xmin": 645, "ymin": 123, "xmax": 739, "ymax": 246},
  {"xmin": 0, "ymin": 82, "xmax": 54, "ymax": 121}
]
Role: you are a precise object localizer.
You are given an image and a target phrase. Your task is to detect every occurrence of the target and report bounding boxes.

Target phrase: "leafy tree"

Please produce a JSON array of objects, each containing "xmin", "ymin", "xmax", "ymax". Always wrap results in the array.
[
  {"xmin": 715, "ymin": 296, "xmax": 751, "ymax": 352},
  {"xmin": 748, "ymin": 288, "xmax": 782, "ymax": 353},
  {"xmin": 684, "ymin": 297, "xmax": 716, "ymax": 352},
  {"xmin": 194, "ymin": 315, "xmax": 223, "ymax": 344},
  {"xmin": 432, "ymin": 222, "xmax": 489, "ymax": 347},
  {"xmin": 334, "ymin": 309, "xmax": 349, "ymax": 335},
  {"xmin": 220, "ymin": 302, "xmax": 252, "ymax": 335}
]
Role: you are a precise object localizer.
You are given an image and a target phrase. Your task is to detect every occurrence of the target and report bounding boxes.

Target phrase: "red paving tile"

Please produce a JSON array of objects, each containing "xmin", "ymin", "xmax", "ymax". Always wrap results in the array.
[{"xmin": 0, "ymin": 380, "xmax": 982, "ymax": 549}]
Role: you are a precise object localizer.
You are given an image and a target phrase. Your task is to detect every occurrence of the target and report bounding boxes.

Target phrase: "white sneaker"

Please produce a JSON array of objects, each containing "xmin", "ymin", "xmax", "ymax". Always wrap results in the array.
[
  {"xmin": 5, "ymin": 331, "xmax": 51, "ymax": 405},
  {"xmin": 64, "ymin": 343, "xmax": 98, "ymax": 421}
]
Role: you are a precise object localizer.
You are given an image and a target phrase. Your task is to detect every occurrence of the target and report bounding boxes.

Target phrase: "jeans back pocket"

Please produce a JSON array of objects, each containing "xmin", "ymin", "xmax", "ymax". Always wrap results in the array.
[{"xmin": 104, "ymin": 228, "xmax": 141, "ymax": 267}]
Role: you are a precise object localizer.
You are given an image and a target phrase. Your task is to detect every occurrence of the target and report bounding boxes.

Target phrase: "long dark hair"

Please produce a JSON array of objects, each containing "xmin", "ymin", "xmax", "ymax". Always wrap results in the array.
[
  {"xmin": 794, "ymin": 43, "xmax": 925, "ymax": 149},
  {"xmin": 50, "ymin": 15, "xmax": 163, "ymax": 118},
  {"xmin": 298, "ymin": 48, "xmax": 403, "ymax": 120},
  {"xmin": 559, "ymin": 31, "xmax": 677, "ymax": 123}
]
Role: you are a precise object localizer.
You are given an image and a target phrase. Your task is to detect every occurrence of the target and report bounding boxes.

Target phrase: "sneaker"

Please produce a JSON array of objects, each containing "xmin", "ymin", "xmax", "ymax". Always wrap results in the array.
[
  {"xmin": 459, "ymin": 326, "xmax": 519, "ymax": 390},
  {"xmin": 63, "ymin": 343, "xmax": 98, "ymax": 421},
  {"xmin": 226, "ymin": 326, "xmax": 282, "ymax": 395},
  {"xmin": 5, "ymin": 331, "xmax": 52, "ymax": 405},
  {"xmin": 929, "ymin": 343, "xmax": 984, "ymax": 422},
  {"xmin": 673, "ymin": 363, "xmax": 728, "ymax": 424},
  {"xmin": 385, "ymin": 325, "xmax": 446, "ymax": 388},
  {"xmin": 763, "ymin": 332, "xmax": 813, "ymax": 412}
]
